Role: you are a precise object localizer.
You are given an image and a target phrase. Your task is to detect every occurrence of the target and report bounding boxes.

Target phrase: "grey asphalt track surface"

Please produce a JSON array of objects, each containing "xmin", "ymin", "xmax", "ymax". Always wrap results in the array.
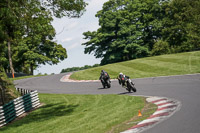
[{"xmin": 14, "ymin": 73, "xmax": 200, "ymax": 133}]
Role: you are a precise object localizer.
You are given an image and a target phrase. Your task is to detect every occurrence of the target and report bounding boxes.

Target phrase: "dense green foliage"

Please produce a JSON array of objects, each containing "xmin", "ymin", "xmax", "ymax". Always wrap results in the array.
[
  {"xmin": 70, "ymin": 51, "xmax": 200, "ymax": 80},
  {"xmin": 0, "ymin": 66, "xmax": 20, "ymax": 105},
  {"xmin": 82, "ymin": 0, "xmax": 200, "ymax": 65},
  {"xmin": 151, "ymin": 39, "xmax": 170, "ymax": 55},
  {"xmin": 61, "ymin": 64, "xmax": 100, "ymax": 73},
  {"xmin": 0, "ymin": 0, "xmax": 87, "ymax": 75},
  {"xmin": 161, "ymin": 0, "xmax": 200, "ymax": 52},
  {"xmin": 0, "ymin": 94, "xmax": 153, "ymax": 133}
]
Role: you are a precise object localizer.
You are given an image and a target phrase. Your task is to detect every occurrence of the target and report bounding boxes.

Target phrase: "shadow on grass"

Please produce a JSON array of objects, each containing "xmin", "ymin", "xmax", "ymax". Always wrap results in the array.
[{"xmin": 0, "ymin": 102, "xmax": 79, "ymax": 131}]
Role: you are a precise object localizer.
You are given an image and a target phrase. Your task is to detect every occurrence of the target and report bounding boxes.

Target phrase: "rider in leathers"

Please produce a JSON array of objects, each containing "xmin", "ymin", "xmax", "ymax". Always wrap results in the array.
[
  {"xmin": 99, "ymin": 70, "xmax": 110, "ymax": 84},
  {"xmin": 117, "ymin": 73, "xmax": 129, "ymax": 88}
]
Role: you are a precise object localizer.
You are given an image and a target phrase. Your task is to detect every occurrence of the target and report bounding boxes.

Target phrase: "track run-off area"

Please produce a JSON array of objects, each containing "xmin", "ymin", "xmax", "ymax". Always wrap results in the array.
[{"xmin": 14, "ymin": 73, "xmax": 200, "ymax": 133}]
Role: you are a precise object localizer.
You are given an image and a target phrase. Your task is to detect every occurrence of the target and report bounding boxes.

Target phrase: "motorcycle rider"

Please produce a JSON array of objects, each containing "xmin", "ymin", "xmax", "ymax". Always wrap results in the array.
[
  {"xmin": 117, "ymin": 72, "xmax": 129, "ymax": 88},
  {"xmin": 99, "ymin": 70, "xmax": 110, "ymax": 85}
]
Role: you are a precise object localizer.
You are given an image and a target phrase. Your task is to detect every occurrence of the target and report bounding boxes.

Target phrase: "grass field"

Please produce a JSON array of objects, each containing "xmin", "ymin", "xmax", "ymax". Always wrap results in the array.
[
  {"xmin": 0, "ymin": 94, "xmax": 156, "ymax": 133},
  {"xmin": 70, "ymin": 51, "xmax": 200, "ymax": 80}
]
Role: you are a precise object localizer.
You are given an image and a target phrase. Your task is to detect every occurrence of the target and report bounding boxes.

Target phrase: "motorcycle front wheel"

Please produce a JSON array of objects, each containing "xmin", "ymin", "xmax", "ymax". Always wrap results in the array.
[{"xmin": 131, "ymin": 86, "xmax": 137, "ymax": 92}]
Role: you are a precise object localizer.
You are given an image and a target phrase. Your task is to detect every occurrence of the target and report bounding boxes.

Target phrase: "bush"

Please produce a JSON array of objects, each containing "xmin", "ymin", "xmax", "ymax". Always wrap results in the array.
[
  {"xmin": 151, "ymin": 40, "xmax": 170, "ymax": 55},
  {"xmin": 60, "ymin": 64, "xmax": 100, "ymax": 73},
  {"xmin": 0, "ymin": 67, "xmax": 20, "ymax": 105}
]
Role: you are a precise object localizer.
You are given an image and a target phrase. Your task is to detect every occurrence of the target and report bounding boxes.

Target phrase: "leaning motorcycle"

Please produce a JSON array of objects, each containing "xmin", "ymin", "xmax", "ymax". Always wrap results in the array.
[
  {"xmin": 101, "ymin": 77, "xmax": 111, "ymax": 88},
  {"xmin": 120, "ymin": 77, "xmax": 137, "ymax": 92},
  {"xmin": 126, "ymin": 78, "xmax": 137, "ymax": 92}
]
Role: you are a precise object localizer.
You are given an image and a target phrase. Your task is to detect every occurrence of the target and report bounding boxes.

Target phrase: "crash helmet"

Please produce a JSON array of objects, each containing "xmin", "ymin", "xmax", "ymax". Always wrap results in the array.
[{"xmin": 119, "ymin": 72, "xmax": 123, "ymax": 75}]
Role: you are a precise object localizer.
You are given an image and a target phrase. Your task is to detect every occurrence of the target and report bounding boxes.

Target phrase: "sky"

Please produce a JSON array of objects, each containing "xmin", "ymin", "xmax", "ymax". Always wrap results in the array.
[{"xmin": 34, "ymin": 0, "xmax": 109, "ymax": 75}]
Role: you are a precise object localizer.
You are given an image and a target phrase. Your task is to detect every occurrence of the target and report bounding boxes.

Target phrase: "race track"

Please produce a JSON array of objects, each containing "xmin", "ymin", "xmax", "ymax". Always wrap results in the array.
[{"xmin": 14, "ymin": 73, "xmax": 200, "ymax": 133}]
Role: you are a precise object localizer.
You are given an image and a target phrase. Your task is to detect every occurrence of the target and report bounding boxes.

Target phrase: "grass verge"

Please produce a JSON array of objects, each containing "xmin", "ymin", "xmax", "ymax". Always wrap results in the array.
[
  {"xmin": 70, "ymin": 51, "xmax": 200, "ymax": 80},
  {"xmin": 107, "ymin": 99, "xmax": 156, "ymax": 133},
  {"xmin": 0, "ymin": 93, "xmax": 156, "ymax": 133},
  {"xmin": 10, "ymin": 74, "xmax": 47, "ymax": 81}
]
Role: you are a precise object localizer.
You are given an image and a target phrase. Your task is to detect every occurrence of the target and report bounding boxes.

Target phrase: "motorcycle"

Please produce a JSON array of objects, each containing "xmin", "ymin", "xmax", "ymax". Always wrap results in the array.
[
  {"xmin": 101, "ymin": 77, "xmax": 111, "ymax": 88},
  {"xmin": 120, "ymin": 76, "xmax": 137, "ymax": 92},
  {"xmin": 126, "ymin": 78, "xmax": 137, "ymax": 92}
]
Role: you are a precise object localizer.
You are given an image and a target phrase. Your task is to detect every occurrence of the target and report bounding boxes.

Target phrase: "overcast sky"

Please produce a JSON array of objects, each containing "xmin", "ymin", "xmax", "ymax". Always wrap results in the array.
[{"xmin": 34, "ymin": 0, "xmax": 109, "ymax": 75}]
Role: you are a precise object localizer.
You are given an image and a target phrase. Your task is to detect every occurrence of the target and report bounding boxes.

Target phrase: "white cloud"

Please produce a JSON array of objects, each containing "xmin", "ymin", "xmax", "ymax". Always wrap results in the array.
[
  {"xmin": 65, "ymin": 21, "xmax": 79, "ymax": 30},
  {"xmin": 66, "ymin": 43, "xmax": 80, "ymax": 50},
  {"xmin": 61, "ymin": 37, "xmax": 73, "ymax": 43},
  {"xmin": 87, "ymin": 0, "xmax": 108, "ymax": 11}
]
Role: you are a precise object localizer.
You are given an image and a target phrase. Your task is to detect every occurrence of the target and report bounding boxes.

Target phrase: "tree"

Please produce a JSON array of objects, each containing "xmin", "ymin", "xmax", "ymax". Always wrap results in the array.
[
  {"xmin": 0, "ymin": 0, "xmax": 87, "ymax": 75},
  {"xmin": 161, "ymin": 0, "xmax": 200, "ymax": 52},
  {"xmin": 0, "ymin": 0, "xmax": 26, "ymax": 77},
  {"xmin": 0, "ymin": 42, "xmax": 7, "ymax": 71},
  {"xmin": 82, "ymin": 0, "xmax": 164, "ymax": 65},
  {"xmin": 151, "ymin": 39, "xmax": 170, "ymax": 55},
  {"xmin": 12, "ymin": 1, "xmax": 68, "ymax": 74}
]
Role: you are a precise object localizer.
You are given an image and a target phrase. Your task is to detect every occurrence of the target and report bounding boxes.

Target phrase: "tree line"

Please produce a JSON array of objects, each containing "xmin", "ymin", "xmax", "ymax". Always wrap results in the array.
[
  {"xmin": 0, "ymin": 0, "xmax": 87, "ymax": 76},
  {"xmin": 82, "ymin": 0, "xmax": 200, "ymax": 65},
  {"xmin": 61, "ymin": 64, "xmax": 100, "ymax": 73}
]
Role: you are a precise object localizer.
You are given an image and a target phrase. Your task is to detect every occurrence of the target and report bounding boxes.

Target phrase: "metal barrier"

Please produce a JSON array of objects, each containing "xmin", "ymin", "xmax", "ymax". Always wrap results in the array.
[
  {"xmin": 0, "ymin": 89, "xmax": 40, "ymax": 127},
  {"xmin": 16, "ymin": 88, "xmax": 33, "ymax": 96}
]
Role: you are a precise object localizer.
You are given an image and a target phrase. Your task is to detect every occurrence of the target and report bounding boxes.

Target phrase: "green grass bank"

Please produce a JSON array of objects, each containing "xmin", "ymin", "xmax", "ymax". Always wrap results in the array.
[
  {"xmin": 70, "ymin": 51, "xmax": 200, "ymax": 80},
  {"xmin": 10, "ymin": 74, "xmax": 47, "ymax": 81},
  {"xmin": 0, "ymin": 94, "xmax": 156, "ymax": 133}
]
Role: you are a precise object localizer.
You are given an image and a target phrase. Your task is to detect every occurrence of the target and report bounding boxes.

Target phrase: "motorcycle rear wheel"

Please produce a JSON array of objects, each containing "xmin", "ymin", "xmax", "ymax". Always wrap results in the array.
[
  {"xmin": 128, "ymin": 87, "xmax": 131, "ymax": 92},
  {"xmin": 107, "ymin": 84, "xmax": 111, "ymax": 88}
]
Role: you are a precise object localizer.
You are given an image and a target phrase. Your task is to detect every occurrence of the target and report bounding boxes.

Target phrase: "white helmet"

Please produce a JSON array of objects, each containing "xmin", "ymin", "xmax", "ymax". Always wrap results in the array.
[{"xmin": 119, "ymin": 72, "xmax": 123, "ymax": 75}]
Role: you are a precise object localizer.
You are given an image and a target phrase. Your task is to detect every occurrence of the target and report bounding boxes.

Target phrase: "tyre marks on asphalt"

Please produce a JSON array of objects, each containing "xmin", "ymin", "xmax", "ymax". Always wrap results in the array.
[{"xmin": 121, "ymin": 97, "xmax": 181, "ymax": 133}]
